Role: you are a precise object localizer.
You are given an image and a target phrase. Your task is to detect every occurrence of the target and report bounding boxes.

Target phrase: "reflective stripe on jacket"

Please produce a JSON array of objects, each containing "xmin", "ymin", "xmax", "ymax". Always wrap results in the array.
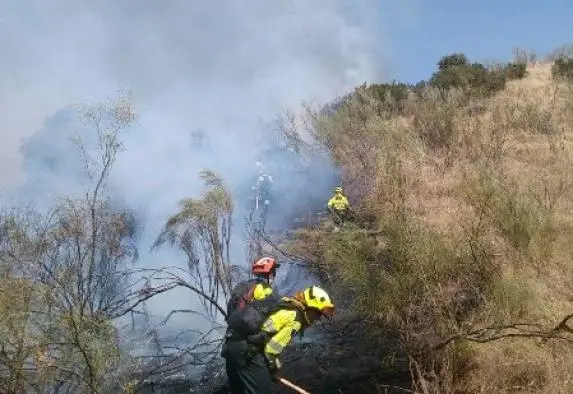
[{"xmin": 260, "ymin": 298, "xmax": 307, "ymax": 361}]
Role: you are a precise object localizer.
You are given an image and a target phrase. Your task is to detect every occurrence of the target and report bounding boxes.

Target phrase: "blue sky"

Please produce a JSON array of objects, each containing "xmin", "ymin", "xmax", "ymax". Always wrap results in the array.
[{"xmin": 387, "ymin": 0, "xmax": 573, "ymax": 83}]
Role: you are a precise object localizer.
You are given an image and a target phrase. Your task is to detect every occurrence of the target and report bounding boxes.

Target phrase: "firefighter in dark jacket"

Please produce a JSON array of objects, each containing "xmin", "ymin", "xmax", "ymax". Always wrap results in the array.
[
  {"xmin": 225, "ymin": 257, "xmax": 280, "ymax": 317},
  {"xmin": 224, "ymin": 285, "xmax": 335, "ymax": 394},
  {"xmin": 222, "ymin": 257, "xmax": 281, "ymax": 393}
]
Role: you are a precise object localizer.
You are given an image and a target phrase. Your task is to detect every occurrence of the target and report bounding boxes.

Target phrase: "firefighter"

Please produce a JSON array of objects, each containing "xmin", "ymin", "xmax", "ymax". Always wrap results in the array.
[
  {"xmin": 224, "ymin": 285, "xmax": 335, "ymax": 393},
  {"xmin": 223, "ymin": 257, "xmax": 281, "ymax": 393},
  {"xmin": 251, "ymin": 161, "xmax": 274, "ymax": 230},
  {"xmin": 252, "ymin": 161, "xmax": 274, "ymax": 209},
  {"xmin": 226, "ymin": 257, "xmax": 281, "ymax": 317},
  {"xmin": 327, "ymin": 186, "xmax": 350, "ymax": 227}
]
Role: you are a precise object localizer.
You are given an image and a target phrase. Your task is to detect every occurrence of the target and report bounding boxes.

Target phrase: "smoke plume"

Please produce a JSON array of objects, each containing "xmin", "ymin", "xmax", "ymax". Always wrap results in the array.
[{"xmin": 1, "ymin": 0, "xmax": 399, "ymax": 341}]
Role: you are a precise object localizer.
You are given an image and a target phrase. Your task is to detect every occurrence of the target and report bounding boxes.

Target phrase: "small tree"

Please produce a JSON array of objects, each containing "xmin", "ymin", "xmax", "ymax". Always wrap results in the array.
[
  {"xmin": 430, "ymin": 54, "xmax": 507, "ymax": 97},
  {"xmin": 154, "ymin": 170, "xmax": 234, "ymax": 320},
  {"xmin": 503, "ymin": 63, "xmax": 527, "ymax": 80},
  {"xmin": 0, "ymin": 208, "xmax": 47, "ymax": 393},
  {"xmin": 0, "ymin": 93, "xmax": 139, "ymax": 393},
  {"xmin": 552, "ymin": 58, "xmax": 573, "ymax": 81},
  {"xmin": 437, "ymin": 53, "xmax": 468, "ymax": 70}
]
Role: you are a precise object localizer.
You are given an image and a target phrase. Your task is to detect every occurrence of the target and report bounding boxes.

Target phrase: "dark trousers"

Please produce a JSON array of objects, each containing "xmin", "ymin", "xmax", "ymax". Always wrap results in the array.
[
  {"xmin": 329, "ymin": 206, "xmax": 348, "ymax": 226},
  {"xmin": 222, "ymin": 339, "xmax": 275, "ymax": 394}
]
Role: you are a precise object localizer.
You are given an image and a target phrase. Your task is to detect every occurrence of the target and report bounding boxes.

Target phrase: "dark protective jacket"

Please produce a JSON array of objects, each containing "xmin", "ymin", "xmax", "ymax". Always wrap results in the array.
[
  {"xmin": 253, "ymin": 174, "xmax": 273, "ymax": 201},
  {"xmin": 222, "ymin": 297, "xmax": 308, "ymax": 394},
  {"xmin": 226, "ymin": 278, "xmax": 276, "ymax": 319},
  {"xmin": 223, "ymin": 278, "xmax": 281, "ymax": 394}
]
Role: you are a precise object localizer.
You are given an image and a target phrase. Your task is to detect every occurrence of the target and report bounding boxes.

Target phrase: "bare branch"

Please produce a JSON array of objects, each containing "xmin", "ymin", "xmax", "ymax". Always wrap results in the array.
[{"xmin": 426, "ymin": 313, "xmax": 573, "ymax": 355}]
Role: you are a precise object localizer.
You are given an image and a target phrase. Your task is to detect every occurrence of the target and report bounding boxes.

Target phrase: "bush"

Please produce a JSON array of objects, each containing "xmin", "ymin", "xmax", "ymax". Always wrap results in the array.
[
  {"xmin": 359, "ymin": 82, "xmax": 410, "ymax": 115},
  {"xmin": 430, "ymin": 54, "xmax": 507, "ymax": 97},
  {"xmin": 287, "ymin": 46, "xmax": 573, "ymax": 392},
  {"xmin": 409, "ymin": 87, "xmax": 462, "ymax": 152},
  {"xmin": 503, "ymin": 62, "xmax": 527, "ymax": 80},
  {"xmin": 437, "ymin": 53, "xmax": 469, "ymax": 70},
  {"xmin": 461, "ymin": 167, "xmax": 551, "ymax": 252},
  {"xmin": 551, "ymin": 57, "xmax": 573, "ymax": 80}
]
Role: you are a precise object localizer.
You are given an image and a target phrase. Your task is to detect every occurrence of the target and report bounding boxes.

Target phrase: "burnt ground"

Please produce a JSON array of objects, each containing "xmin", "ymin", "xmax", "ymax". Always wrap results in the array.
[
  {"xmin": 277, "ymin": 317, "xmax": 411, "ymax": 394},
  {"xmin": 206, "ymin": 311, "xmax": 412, "ymax": 394},
  {"xmin": 134, "ymin": 290, "xmax": 412, "ymax": 393}
]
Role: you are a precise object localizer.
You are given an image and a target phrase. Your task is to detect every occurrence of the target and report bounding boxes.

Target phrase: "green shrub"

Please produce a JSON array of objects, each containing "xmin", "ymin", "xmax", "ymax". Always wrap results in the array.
[
  {"xmin": 489, "ymin": 275, "xmax": 535, "ymax": 324},
  {"xmin": 347, "ymin": 82, "xmax": 410, "ymax": 116},
  {"xmin": 438, "ymin": 53, "xmax": 469, "ymax": 70},
  {"xmin": 289, "ymin": 210, "xmax": 495, "ymax": 339},
  {"xmin": 410, "ymin": 88, "xmax": 461, "ymax": 152},
  {"xmin": 470, "ymin": 66, "xmax": 506, "ymax": 96},
  {"xmin": 461, "ymin": 167, "xmax": 551, "ymax": 253},
  {"xmin": 551, "ymin": 57, "xmax": 573, "ymax": 80},
  {"xmin": 430, "ymin": 54, "xmax": 507, "ymax": 97},
  {"xmin": 503, "ymin": 62, "xmax": 527, "ymax": 80}
]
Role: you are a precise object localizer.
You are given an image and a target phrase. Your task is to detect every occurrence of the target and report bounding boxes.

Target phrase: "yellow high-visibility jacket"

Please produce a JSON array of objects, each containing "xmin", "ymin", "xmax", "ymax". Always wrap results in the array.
[
  {"xmin": 328, "ymin": 193, "xmax": 349, "ymax": 210},
  {"xmin": 260, "ymin": 298, "xmax": 308, "ymax": 361}
]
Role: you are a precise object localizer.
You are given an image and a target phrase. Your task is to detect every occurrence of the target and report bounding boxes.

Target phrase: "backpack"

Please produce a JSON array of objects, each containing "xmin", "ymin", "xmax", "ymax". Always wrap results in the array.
[{"xmin": 226, "ymin": 283, "xmax": 281, "ymax": 337}]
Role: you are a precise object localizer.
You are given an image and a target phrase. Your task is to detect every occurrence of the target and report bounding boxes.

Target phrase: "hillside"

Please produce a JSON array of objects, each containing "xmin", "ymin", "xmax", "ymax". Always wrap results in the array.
[
  {"xmin": 284, "ymin": 54, "xmax": 573, "ymax": 393},
  {"xmin": 2, "ymin": 50, "xmax": 573, "ymax": 394}
]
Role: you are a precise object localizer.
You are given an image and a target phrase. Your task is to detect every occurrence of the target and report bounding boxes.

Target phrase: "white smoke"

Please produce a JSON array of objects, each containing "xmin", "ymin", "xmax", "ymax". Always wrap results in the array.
[{"xmin": 0, "ymin": 0, "xmax": 408, "ymax": 363}]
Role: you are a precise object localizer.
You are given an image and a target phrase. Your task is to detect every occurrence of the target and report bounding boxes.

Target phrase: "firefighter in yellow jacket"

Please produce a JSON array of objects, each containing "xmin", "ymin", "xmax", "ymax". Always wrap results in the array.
[
  {"xmin": 263, "ymin": 286, "xmax": 335, "ymax": 372},
  {"xmin": 224, "ymin": 285, "xmax": 335, "ymax": 393},
  {"xmin": 327, "ymin": 186, "xmax": 350, "ymax": 226}
]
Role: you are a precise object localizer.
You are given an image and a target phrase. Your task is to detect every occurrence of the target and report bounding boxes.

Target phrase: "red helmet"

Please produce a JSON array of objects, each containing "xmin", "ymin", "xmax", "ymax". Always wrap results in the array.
[{"xmin": 252, "ymin": 257, "xmax": 279, "ymax": 275}]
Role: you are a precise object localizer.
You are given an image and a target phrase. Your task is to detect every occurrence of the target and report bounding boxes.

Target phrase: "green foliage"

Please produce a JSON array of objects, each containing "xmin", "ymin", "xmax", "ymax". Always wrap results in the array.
[
  {"xmin": 430, "ymin": 53, "xmax": 506, "ymax": 97},
  {"xmin": 488, "ymin": 275, "xmax": 535, "ymax": 324},
  {"xmin": 290, "ymin": 211, "xmax": 495, "ymax": 343},
  {"xmin": 55, "ymin": 311, "xmax": 120, "ymax": 388},
  {"xmin": 410, "ymin": 88, "xmax": 462, "ymax": 152},
  {"xmin": 354, "ymin": 82, "xmax": 410, "ymax": 115},
  {"xmin": 461, "ymin": 167, "xmax": 553, "ymax": 253},
  {"xmin": 438, "ymin": 53, "xmax": 469, "ymax": 70},
  {"xmin": 503, "ymin": 62, "xmax": 527, "ymax": 80},
  {"xmin": 320, "ymin": 227, "xmax": 381, "ymax": 309},
  {"xmin": 287, "ymin": 45, "xmax": 573, "ymax": 393},
  {"xmin": 162, "ymin": 170, "xmax": 233, "ymax": 230},
  {"xmin": 552, "ymin": 57, "xmax": 573, "ymax": 81},
  {"xmin": 155, "ymin": 169, "xmax": 234, "ymax": 306}
]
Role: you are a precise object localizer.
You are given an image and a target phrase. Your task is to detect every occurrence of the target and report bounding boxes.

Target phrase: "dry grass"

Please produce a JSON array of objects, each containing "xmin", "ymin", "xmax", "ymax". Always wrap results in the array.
[{"xmin": 289, "ymin": 62, "xmax": 573, "ymax": 393}]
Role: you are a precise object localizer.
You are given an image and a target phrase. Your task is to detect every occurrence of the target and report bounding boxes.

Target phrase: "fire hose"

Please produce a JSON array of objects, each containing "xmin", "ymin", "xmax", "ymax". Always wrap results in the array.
[{"xmin": 279, "ymin": 377, "xmax": 311, "ymax": 394}]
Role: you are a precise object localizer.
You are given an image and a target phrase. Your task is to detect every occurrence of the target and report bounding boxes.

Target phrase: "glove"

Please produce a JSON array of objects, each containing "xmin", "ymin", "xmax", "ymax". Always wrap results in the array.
[{"xmin": 266, "ymin": 357, "xmax": 282, "ymax": 381}]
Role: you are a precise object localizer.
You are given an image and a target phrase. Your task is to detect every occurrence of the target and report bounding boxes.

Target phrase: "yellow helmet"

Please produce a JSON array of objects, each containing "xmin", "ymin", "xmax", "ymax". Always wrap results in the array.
[
  {"xmin": 302, "ymin": 286, "xmax": 335, "ymax": 317},
  {"xmin": 334, "ymin": 186, "xmax": 343, "ymax": 193}
]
